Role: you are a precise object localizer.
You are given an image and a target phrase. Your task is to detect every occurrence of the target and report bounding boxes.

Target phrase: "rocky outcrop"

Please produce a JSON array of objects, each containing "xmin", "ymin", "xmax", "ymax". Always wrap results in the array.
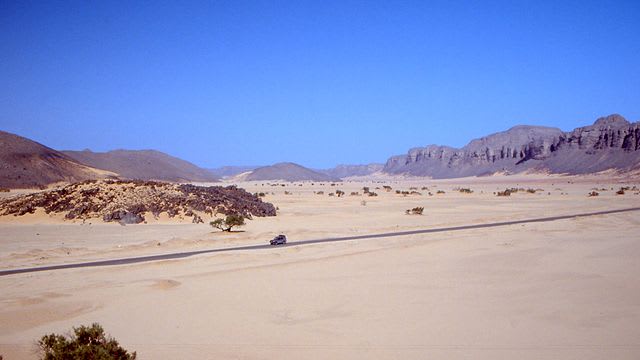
[
  {"xmin": 0, "ymin": 180, "xmax": 276, "ymax": 224},
  {"xmin": 383, "ymin": 114, "xmax": 640, "ymax": 178}
]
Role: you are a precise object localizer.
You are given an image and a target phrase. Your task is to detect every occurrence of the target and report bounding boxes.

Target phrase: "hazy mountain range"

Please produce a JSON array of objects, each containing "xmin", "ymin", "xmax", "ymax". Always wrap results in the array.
[
  {"xmin": 1, "ymin": 114, "xmax": 639, "ymax": 188},
  {"xmin": 317, "ymin": 163, "xmax": 385, "ymax": 179},
  {"xmin": 208, "ymin": 166, "xmax": 261, "ymax": 178}
]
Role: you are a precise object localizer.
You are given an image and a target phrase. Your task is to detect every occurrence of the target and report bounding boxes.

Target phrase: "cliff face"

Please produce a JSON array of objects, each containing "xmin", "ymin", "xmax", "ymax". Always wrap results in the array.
[
  {"xmin": 542, "ymin": 114, "xmax": 640, "ymax": 174},
  {"xmin": 383, "ymin": 114, "xmax": 640, "ymax": 178},
  {"xmin": 553, "ymin": 114, "xmax": 638, "ymax": 152}
]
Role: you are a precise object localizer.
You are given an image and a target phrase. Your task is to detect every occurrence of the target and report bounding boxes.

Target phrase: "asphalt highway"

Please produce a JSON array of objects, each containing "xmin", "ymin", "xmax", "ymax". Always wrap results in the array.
[{"xmin": 1, "ymin": 206, "xmax": 639, "ymax": 277}]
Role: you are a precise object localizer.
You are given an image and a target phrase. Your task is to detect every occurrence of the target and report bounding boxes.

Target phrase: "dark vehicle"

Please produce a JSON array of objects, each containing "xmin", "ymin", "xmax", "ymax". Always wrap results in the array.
[{"xmin": 270, "ymin": 234, "xmax": 287, "ymax": 245}]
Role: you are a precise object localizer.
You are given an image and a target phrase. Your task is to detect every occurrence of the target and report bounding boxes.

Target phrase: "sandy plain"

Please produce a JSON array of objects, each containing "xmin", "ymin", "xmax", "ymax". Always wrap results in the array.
[{"xmin": 1, "ymin": 174, "xmax": 640, "ymax": 359}]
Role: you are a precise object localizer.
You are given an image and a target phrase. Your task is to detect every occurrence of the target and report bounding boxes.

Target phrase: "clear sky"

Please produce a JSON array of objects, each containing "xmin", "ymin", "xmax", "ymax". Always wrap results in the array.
[{"xmin": 1, "ymin": 1, "xmax": 639, "ymax": 168}]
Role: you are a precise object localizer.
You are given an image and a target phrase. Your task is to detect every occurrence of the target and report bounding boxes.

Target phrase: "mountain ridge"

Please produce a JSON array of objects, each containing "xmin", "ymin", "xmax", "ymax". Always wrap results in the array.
[{"xmin": 383, "ymin": 114, "xmax": 640, "ymax": 178}]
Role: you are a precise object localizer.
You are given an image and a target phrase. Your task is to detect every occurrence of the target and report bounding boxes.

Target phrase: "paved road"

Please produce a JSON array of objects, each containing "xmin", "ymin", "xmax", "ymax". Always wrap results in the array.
[{"xmin": 1, "ymin": 206, "xmax": 639, "ymax": 277}]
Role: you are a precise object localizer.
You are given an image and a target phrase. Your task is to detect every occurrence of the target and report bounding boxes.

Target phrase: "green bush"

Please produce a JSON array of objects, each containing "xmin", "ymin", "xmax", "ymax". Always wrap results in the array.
[
  {"xmin": 38, "ymin": 323, "xmax": 136, "ymax": 360},
  {"xmin": 210, "ymin": 214, "xmax": 246, "ymax": 232}
]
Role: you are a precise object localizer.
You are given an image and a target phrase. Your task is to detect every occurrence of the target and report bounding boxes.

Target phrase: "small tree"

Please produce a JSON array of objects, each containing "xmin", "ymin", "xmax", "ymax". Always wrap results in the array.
[
  {"xmin": 210, "ymin": 214, "xmax": 246, "ymax": 232},
  {"xmin": 38, "ymin": 323, "xmax": 136, "ymax": 360}
]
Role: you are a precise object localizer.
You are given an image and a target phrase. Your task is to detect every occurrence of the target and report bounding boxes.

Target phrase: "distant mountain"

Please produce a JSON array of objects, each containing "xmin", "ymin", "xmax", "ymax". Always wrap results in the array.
[
  {"xmin": 383, "ymin": 114, "xmax": 640, "ymax": 178},
  {"xmin": 63, "ymin": 149, "xmax": 219, "ymax": 182},
  {"xmin": 0, "ymin": 131, "xmax": 116, "ymax": 189},
  {"xmin": 208, "ymin": 165, "xmax": 260, "ymax": 178},
  {"xmin": 318, "ymin": 163, "xmax": 384, "ymax": 179},
  {"xmin": 242, "ymin": 162, "xmax": 338, "ymax": 182}
]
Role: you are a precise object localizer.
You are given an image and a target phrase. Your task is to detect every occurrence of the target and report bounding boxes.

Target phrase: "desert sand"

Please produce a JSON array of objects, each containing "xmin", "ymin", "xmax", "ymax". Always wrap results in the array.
[{"xmin": 1, "ymin": 174, "xmax": 640, "ymax": 359}]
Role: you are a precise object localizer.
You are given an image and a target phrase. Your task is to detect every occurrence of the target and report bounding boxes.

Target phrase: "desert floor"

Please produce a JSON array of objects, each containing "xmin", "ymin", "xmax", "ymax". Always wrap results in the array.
[{"xmin": 1, "ymin": 175, "xmax": 640, "ymax": 359}]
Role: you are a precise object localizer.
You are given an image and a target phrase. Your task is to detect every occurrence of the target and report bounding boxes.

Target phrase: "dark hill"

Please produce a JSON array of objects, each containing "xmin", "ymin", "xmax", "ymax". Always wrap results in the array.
[{"xmin": 0, "ymin": 131, "xmax": 115, "ymax": 189}]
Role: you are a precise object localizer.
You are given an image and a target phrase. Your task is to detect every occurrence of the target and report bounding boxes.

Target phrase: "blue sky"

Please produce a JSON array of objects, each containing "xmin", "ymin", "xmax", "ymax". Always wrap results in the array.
[{"xmin": 1, "ymin": 1, "xmax": 639, "ymax": 168}]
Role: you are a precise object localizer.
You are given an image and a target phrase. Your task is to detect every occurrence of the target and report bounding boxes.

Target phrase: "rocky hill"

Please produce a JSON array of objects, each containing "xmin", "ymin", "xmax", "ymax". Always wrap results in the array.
[
  {"xmin": 318, "ymin": 163, "xmax": 384, "ymax": 179},
  {"xmin": 242, "ymin": 162, "xmax": 337, "ymax": 182},
  {"xmin": 0, "ymin": 131, "xmax": 116, "ymax": 189},
  {"xmin": 0, "ymin": 180, "xmax": 276, "ymax": 224},
  {"xmin": 63, "ymin": 149, "xmax": 219, "ymax": 183},
  {"xmin": 383, "ymin": 114, "xmax": 640, "ymax": 178}
]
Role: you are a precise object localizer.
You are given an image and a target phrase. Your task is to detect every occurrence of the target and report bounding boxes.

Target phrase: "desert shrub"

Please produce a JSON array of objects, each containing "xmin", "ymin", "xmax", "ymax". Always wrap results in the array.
[
  {"xmin": 436, "ymin": 190, "xmax": 445, "ymax": 194},
  {"xmin": 410, "ymin": 191, "xmax": 421, "ymax": 195},
  {"xmin": 360, "ymin": 200, "xmax": 367, "ymax": 206},
  {"xmin": 363, "ymin": 186, "xmax": 370, "ymax": 194},
  {"xmin": 383, "ymin": 185, "xmax": 392, "ymax": 192},
  {"xmin": 284, "ymin": 191, "xmax": 291, "ymax": 195},
  {"xmin": 38, "ymin": 323, "xmax": 136, "ymax": 360},
  {"xmin": 421, "ymin": 186, "xmax": 429, "ymax": 191},
  {"xmin": 350, "ymin": 192, "xmax": 359, "ymax": 196},
  {"xmin": 395, "ymin": 190, "xmax": 401, "ymax": 194},
  {"xmin": 497, "ymin": 189, "xmax": 512, "ymax": 197},
  {"xmin": 405, "ymin": 207, "xmax": 424, "ymax": 215},
  {"xmin": 210, "ymin": 214, "xmax": 245, "ymax": 232},
  {"xmin": 616, "ymin": 188, "xmax": 626, "ymax": 195},
  {"xmin": 316, "ymin": 191, "xmax": 324, "ymax": 195},
  {"xmin": 367, "ymin": 191, "xmax": 378, "ymax": 197},
  {"xmin": 588, "ymin": 191, "xmax": 599, "ymax": 197},
  {"xmin": 456, "ymin": 188, "xmax": 473, "ymax": 194},
  {"xmin": 328, "ymin": 193, "xmax": 335, "ymax": 196},
  {"xmin": 336, "ymin": 190, "xmax": 345, "ymax": 197},
  {"xmin": 409, "ymin": 187, "xmax": 418, "ymax": 190}
]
